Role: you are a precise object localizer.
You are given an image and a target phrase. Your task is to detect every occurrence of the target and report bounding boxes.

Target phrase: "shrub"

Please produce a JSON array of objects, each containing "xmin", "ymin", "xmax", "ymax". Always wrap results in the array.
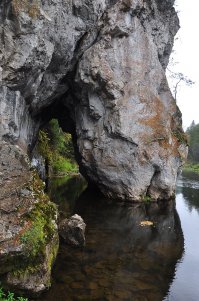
[{"xmin": 38, "ymin": 119, "xmax": 78, "ymax": 175}]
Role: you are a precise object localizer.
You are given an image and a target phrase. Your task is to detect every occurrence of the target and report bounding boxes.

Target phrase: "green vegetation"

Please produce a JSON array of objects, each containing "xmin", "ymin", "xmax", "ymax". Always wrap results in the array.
[
  {"xmin": 143, "ymin": 195, "xmax": 151, "ymax": 203},
  {"xmin": 0, "ymin": 287, "xmax": 28, "ymax": 301},
  {"xmin": 183, "ymin": 121, "xmax": 199, "ymax": 174},
  {"xmin": 38, "ymin": 119, "xmax": 78, "ymax": 176},
  {"xmin": 20, "ymin": 199, "xmax": 57, "ymax": 259},
  {"xmin": 38, "ymin": 130, "xmax": 52, "ymax": 164},
  {"xmin": 11, "ymin": 171, "xmax": 58, "ymax": 279},
  {"xmin": 186, "ymin": 121, "xmax": 199, "ymax": 162},
  {"xmin": 19, "ymin": 174, "xmax": 57, "ymax": 260},
  {"xmin": 183, "ymin": 163, "xmax": 199, "ymax": 174},
  {"xmin": 52, "ymin": 156, "xmax": 77, "ymax": 174},
  {"xmin": 20, "ymin": 216, "xmax": 45, "ymax": 258}
]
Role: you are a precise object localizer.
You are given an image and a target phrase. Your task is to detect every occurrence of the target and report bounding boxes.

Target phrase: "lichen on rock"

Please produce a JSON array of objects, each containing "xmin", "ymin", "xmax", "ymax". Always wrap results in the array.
[{"xmin": 12, "ymin": 0, "xmax": 41, "ymax": 18}]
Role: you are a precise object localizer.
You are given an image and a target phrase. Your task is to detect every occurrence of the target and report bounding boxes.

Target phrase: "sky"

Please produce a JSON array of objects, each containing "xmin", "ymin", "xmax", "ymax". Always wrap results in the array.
[{"xmin": 166, "ymin": 0, "xmax": 199, "ymax": 130}]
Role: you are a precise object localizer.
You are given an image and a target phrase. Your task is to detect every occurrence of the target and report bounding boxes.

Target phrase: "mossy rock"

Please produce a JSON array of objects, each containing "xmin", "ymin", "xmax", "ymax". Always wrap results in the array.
[
  {"xmin": 7, "ymin": 233, "xmax": 59, "ymax": 296},
  {"xmin": 2, "ymin": 170, "xmax": 59, "ymax": 296}
]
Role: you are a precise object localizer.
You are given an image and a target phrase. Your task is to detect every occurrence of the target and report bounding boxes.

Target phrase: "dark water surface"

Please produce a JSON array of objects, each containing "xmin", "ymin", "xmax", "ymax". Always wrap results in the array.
[{"xmin": 38, "ymin": 172, "xmax": 199, "ymax": 301}]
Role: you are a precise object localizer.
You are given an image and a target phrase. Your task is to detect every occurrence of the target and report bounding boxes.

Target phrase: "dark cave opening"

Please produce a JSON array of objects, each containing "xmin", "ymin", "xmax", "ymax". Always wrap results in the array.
[
  {"xmin": 33, "ymin": 124, "xmax": 75, "ymax": 178},
  {"xmin": 30, "ymin": 92, "xmax": 88, "ymax": 186}
]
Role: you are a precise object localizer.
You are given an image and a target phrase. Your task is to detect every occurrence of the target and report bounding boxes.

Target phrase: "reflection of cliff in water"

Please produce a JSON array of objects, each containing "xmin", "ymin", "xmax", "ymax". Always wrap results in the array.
[{"xmin": 42, "ymin": 177, "xmax": 184, "ymax": 301}]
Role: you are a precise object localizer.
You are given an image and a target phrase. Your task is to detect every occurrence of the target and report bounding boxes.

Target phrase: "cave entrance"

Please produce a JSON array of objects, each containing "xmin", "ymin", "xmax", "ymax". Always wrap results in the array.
[
  {"xmin": 32, "ymin": 116, "xmax": 88, "ymax": 219},
  {"xmin": 36, "ymin": 118, "xmax": 78, "ymax": 178},
  {"xmin": 31, "ymin": 92, "xmax": 82, "ymax": 180}
]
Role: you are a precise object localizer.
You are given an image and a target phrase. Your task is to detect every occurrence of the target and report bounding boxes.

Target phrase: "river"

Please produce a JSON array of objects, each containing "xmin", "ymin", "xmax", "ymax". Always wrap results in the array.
[{"xmin": 37, "ymin": 171, "xmax": 199, "ymax": 301}]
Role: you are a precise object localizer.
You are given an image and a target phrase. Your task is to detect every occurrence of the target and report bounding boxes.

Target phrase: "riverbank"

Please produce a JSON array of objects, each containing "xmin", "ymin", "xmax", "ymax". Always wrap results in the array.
[{"xmin": 183, "ymin": 163, "xmax": 199, "ymax": 175}]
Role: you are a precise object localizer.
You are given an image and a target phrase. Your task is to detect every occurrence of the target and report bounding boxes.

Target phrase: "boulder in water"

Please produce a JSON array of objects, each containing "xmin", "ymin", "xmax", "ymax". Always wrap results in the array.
[{"xmin": 59, "ymin": 214, "xmax": 86, "ymax": 247}]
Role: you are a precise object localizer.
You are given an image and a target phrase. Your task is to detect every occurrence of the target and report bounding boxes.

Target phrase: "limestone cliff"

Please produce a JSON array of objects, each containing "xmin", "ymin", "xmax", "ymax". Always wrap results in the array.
[{"xmin": 0, "ymin": 0, "xmax": 187, "ymax": 294}]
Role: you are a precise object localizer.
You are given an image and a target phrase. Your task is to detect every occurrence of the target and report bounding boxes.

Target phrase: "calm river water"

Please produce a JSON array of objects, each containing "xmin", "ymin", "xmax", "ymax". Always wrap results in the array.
[{"xmin": 37, "ymin": 171, "xmax": 199, "ymax": 301}]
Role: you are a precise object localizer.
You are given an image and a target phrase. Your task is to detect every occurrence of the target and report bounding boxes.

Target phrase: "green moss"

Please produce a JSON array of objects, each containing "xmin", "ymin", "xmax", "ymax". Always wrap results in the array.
[
  {"xmin": 11, "ymin": 170, "xmax": 59, "ymax": 277},
  {"xmin": 0, "ymin": 167, "xmax": 58, "ymax": 293},
  {"xmin": 12, "ymin": 235, "xmax": 58, "ymax": 279},
  {"xmin": 20, "ymin": 173, "xmax": 52, "ymax": 253},
  {"xmin": 12, "ymin": 232, "xmax": 58, "ymax": 281},
  {"xmin": 20, "ymin": 200, "xmax": 57, "ymax": 259},
  {"xmin": 20, "ymin": 218, "xmax": 45, "ymax": 258}
]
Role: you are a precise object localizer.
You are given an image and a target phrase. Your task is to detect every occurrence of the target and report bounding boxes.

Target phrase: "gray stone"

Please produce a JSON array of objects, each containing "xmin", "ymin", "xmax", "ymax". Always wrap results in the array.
[{"xmin": 59, "ymin": 214, "xmax": 86, "ymax": 247}]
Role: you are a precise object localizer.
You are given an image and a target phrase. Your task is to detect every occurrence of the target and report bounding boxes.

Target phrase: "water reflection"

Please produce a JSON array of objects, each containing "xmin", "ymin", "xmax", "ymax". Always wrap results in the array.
[
  {"xmin": 181, "ymin": 186, "xmax": 199, "ymax": 214},
  {"xmin": 177, "ymin": 170, "xmax": 199, "ymax": 190},
  {"xmin": 178, "ymin": 171, "xmax": 199, "ymax": 214},
  {"xmin": 164, "ymin": 171, "xmax": 199, "ymax": 301},
  {"xmin": 38, "ymin": 177, "xmax": 184, "ymax": 301},
  {"xmin": 48, "ymin": 175, "xmax": 87, "ymax": 219}
]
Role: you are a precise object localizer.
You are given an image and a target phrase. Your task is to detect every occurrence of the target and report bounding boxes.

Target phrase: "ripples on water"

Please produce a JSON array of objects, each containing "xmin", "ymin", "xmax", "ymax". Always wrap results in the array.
[{"xmin": 37, "ymin": 171, "xmax": 199, "ymax": 301}]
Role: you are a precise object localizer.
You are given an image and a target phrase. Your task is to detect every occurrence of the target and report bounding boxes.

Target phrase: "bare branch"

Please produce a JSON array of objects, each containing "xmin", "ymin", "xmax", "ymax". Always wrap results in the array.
[{"xmin": 167, "ymin": 67, "xmax": 195, "ymax": 101}]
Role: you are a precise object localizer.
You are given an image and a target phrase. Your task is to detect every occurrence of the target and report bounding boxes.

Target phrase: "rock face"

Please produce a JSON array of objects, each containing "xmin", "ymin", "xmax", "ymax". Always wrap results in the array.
[
  {"xmin": 0, "ymin": 0, "xmax": 187, "ymax": 201},
  {"xmin": 0, "ymin": 0, "xmax": 187, "ymax": 294},
  {"xmin": 0, "ymin": 147, "xmax": 59, "ymax": 294},
  {"xmin": 59, "ymin": 214, "xmax": 86, "ymax": 247}
]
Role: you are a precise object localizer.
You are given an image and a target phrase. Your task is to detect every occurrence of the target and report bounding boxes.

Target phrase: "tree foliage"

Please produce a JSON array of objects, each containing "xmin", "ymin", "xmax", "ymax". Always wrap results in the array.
[
  {"xmin": 45, "ymin": 119, "xmax": 75, "ymax": 160},
  {"xmin": 186, "ymin": 121, "xmax": 199, "ymax": 162}
]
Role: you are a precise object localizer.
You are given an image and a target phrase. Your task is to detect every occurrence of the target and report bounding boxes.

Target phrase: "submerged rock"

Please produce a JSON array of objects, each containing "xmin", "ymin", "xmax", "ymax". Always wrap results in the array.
[{"xmin": 59, "ymin": 214, "xmax": 86, "ymax": 247}]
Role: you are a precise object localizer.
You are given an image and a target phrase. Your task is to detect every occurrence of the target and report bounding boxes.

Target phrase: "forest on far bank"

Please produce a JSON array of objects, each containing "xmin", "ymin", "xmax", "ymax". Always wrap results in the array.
[{"xmin": 184, "ymin": 121, "xmax": 199, "ymax": 173}]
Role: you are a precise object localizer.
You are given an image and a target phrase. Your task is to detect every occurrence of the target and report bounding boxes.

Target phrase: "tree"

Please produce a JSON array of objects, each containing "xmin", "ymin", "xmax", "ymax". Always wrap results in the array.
[
  {"xmin": 187, "ymin": 120, "xmax": 195, "ymax": 132},
  {"xmin": 167, "ymin": 68, "xmax": 194, "ymax": 101},
  {"xmin": 186, "ymin": 122, "xmax": 199, "ymax": 162},
  {"xmin": 166, "ymin": 48, "xmax": 195, "ymax": 101}
]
